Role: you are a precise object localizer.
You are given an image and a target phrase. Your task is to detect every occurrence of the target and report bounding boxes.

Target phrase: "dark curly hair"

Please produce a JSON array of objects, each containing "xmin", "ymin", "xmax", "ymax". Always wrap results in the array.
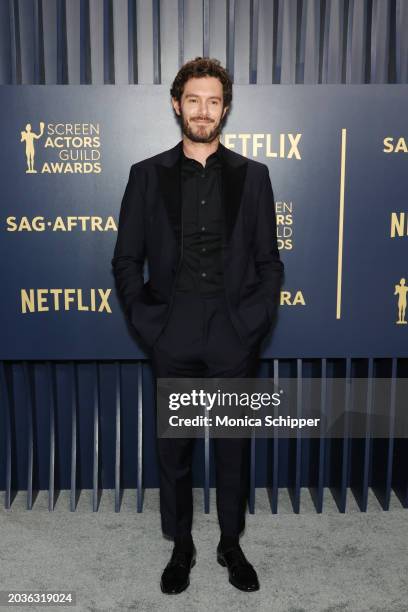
[{"xmin": 170, "ymin": 57, "xmax": 233, "ymax": 109}]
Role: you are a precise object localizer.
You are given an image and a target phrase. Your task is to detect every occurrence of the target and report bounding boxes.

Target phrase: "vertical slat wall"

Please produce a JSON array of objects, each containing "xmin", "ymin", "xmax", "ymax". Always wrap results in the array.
[
  {"xmin": 3, "ymin": 359, "xmax": 405, "ymax": 512},
  {"xmin": 47, "ymin": 361, "xmax": 57, "ymax": 510},
  {"xmin": 1, "ymin": 0, "xmax": 406, "ymax": 85},
  {"xmin": 0, "ymin": 0, "xmax": 407, "ymax": 512}
]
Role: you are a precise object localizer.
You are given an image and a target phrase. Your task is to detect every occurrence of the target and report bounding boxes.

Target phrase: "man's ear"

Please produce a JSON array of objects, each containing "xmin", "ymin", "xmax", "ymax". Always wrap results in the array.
[
  {"xmin": 172, "ymin": 97, "xmax": 181, "ymax": 116},
  {"xmin": 222, "ymin": 105, "xmax": 229, "ymax": 120}
]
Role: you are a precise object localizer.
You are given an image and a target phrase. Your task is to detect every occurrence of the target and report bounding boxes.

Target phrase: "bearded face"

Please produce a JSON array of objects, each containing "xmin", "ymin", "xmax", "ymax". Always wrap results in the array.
[{"xmin": 172, "ymin": 76, "xmax": 229, "ymax": 143}]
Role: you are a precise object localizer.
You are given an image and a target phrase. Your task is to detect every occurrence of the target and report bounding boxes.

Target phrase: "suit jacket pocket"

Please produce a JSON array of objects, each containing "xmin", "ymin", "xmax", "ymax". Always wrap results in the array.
[{"xmin": 129, "ymin": 297, "xmax": 169, "ymax": 348}]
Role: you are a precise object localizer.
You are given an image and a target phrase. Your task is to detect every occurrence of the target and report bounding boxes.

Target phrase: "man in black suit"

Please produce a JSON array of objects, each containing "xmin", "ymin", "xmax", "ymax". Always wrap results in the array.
[{"xmin": 112, "ymin": 57, "xmax": 284, "ymax": 594}]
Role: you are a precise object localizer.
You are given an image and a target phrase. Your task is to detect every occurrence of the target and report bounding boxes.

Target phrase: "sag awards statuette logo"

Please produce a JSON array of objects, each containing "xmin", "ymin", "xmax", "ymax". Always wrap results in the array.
[
  {"xmin": 20, "ymin": 121, "xmax": 101, "ymax": 174},
  {"xmin": 20, "ymin": 122, "xmax": 45, "ymax": 173},
  {"xmin": 394, "ymin": 278, "xmax": 408, "ymax": 325}
]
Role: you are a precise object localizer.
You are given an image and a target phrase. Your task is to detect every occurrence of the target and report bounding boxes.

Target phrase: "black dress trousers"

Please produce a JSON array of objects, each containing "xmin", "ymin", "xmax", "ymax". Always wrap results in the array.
[{"xmin": 149, "ymin": 289, "xmax": 260, "ymax": 539}]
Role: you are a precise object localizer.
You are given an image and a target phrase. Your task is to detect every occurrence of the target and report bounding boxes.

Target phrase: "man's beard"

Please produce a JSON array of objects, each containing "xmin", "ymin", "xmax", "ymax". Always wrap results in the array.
[{"xmin": 180, "ymin": 113, "xmax": 223, "ymax": 143}]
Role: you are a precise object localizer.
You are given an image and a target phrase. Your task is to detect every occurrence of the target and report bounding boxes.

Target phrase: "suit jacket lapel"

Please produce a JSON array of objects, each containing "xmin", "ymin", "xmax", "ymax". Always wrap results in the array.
[
  {"xmin": 219, "ymin": 144, "xmax": 248, "ymax": 245},
  {"xmin": 155, "ymin": 140, "xmax": 248, "ymax": 248},
  {"xmin": 155, "ymin": 142, "xmax": 183, "ymax": 247}
]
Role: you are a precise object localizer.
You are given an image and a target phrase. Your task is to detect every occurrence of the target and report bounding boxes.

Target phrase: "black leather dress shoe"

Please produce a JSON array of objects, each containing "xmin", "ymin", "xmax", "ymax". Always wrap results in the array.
[
  {"xmin": 217, "ymin": 544, "xmax": 260, "ymax": 592},
  {"xmin": 160, "ymin": 545, "xmax": 197, "ymax": 594}
]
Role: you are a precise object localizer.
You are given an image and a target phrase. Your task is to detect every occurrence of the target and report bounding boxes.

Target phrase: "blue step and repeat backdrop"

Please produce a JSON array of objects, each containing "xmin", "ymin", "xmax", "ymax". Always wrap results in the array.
[{"xmin": 0, "ymin": 85, "xmax": 407, "ymax": 359}]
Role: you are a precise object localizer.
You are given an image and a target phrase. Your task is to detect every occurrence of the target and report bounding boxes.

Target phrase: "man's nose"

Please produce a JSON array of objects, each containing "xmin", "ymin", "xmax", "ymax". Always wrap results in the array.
[{"xmin": 198, "ymin": 101, "xmax": 209, "ymax": 116}]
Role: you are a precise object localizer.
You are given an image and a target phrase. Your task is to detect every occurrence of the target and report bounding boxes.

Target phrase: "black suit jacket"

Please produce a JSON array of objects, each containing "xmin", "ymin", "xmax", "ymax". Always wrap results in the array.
[{"xmin": 111, "ymin": 140, "xmax": 284, "ymax": 351}]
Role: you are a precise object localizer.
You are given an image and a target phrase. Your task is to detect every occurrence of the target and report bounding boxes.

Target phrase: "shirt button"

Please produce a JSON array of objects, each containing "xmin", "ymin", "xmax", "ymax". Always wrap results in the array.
[
  {"xmin": 201, "ymin": 172, "xmax": 206, "ymax": 178},
  {"xmin": 201, "ymin": 272, "xmax": 207, "ymax": 278},
  {"xmin": 201, "ymin": 226, "xmax": 206, "ymax": 232},
  {"xmin": 201, "ymin": 247, "xmax": 206, "ymax": 253},
  {"xmin": 201, "ymin": 199, "xmax": 206, "ymax": 205}
]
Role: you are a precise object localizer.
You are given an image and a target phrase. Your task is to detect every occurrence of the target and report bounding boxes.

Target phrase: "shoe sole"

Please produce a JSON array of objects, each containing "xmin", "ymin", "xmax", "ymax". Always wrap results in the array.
[
  {"xmin": 160, "ymin": 558, "xmax": 196, "ymax": 594},
  {"xmin": 217, "ymin": 554, "xmax": 260, "ymax": 592}
]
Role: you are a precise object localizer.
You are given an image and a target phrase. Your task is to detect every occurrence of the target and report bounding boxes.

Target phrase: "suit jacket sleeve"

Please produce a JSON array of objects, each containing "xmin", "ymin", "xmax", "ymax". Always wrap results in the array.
[
  {"xmin": 111, "ymin": 165, "xmax": 146, "ymax": 319},
  {"xmin": 255, "ymin": 166, "xmax": 285, "ymax": 323}
]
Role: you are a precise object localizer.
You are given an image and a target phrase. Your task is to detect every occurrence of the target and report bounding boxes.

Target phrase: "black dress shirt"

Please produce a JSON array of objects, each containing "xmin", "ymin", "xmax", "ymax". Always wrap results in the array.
[{"xmin": 174, "ymin": 145, "xmax": 224, "ymax": 296}]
